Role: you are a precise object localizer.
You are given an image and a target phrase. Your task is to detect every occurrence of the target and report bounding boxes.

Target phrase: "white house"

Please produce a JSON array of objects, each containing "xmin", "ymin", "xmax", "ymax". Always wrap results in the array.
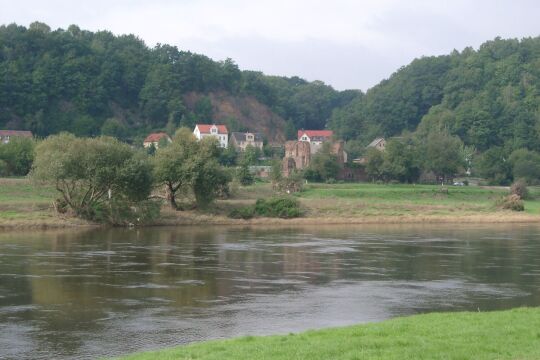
[
  {"xmin": 298, "ymin": 129, "xmax": 333, "ymax": 154},
  {"xmin": 298, "ymin": 130, "xmax": 333, "ymax": 145},
  {"xmin": 193, "ymin": 124, "xmax": 228, "ymax": 148}
]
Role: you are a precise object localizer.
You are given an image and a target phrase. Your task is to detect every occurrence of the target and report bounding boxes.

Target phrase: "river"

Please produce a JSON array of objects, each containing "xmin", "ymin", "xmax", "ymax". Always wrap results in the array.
[{"xmin": 1, "ymin": 224, "xmax": 539, "ymax": 359}]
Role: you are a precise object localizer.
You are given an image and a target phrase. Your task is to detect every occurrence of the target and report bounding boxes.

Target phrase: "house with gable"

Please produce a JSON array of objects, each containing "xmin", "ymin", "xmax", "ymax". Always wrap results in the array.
[
  {"xmin": 353, "ymin": 137, "xmax": 387, "ymax": 165},
  {"xmin": 230, "ymin": 132, "xmax": 264, "ymax": 151},
  {"xmin": 193, "ymin": 124, "xmax": 228, "ymax": 148},
  {"xmin": 143, "ymin": 132, "xmax": 171, "ymax": 149},
  {"xmin": 0, "ymin": 130, "xmax": 33, "ymax": 144},
  {"xmin": 298, "ymin": 129, "xmax": 333, "ymax": 145},
  {"xmin": 367, "ymin": 137, "xmax": 386, "ymax": 151},
  {"xmin": 298, "ymin": 129, "xmax": 333, "ymax": 155}
]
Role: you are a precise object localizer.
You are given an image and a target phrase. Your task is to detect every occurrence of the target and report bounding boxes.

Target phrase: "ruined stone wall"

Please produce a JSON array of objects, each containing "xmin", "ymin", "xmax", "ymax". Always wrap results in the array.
[{"xmin": 282, "ymin": 141, "xmax": 311, "ymax": 176}]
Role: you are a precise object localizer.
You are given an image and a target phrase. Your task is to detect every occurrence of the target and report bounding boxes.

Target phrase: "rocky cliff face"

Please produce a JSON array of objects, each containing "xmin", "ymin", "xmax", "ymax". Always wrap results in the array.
[{"xmin": 184, "ymin": 91, "xmax": 286, "ymax": 143}]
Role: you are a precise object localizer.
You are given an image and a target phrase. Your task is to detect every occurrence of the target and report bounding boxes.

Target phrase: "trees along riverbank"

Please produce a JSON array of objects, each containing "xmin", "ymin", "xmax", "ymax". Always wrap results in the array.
[
  {"xmin": 29, "ymin": 129, "xmax": 235, "ymax": 225},
  {"xmin": 2, "ymin": 126, "xmax": 540, "ymax": 228},
  {"xmin": 115, "ymin": 307, "xmax": 540, "ymax": 360}
]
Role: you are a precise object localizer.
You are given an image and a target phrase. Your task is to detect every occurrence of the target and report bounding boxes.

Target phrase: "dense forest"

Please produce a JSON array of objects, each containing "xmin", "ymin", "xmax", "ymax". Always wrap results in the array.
[
  {"xmin": 0, "ymin": 22, "xmax": 357, "ymax": 142},
  {"xmin": 330, "ymin": 36, "xmax": 540, "ymax": 154}
]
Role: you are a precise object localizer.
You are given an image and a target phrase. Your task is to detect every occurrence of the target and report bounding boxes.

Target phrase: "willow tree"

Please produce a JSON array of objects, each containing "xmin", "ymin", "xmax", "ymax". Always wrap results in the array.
[{"xmin": 31, "ymin": 133, "xmax": 154, "ymax": 221}]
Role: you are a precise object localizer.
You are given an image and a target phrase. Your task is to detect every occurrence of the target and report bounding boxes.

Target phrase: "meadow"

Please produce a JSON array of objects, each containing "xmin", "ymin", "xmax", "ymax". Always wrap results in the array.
[
  {"xmin": 116, "ymin": 307, "xmax": 540, "ymax": 360},
  {"xmin": 2, "ymin": 178, "xmax": 540, "ymax": 228}
]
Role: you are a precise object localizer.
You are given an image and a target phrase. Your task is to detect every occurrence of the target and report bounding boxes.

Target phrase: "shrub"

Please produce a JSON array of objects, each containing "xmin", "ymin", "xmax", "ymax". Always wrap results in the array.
[
  {"xmin": 0, "ymin": 137, "xmax": 35, "ymax": 176},
  {"xmin": 0, "ymin": 159, "xmax": 7, "ymax": 177},
  {"xmin": 510, "ymin": 180, "xmax": 529, "ymax": 199},
  {"xmin": 236, "ymin": 164, "xmax": 254, "ymax": 186},
  {"xmin": 228, "ymin": 198, "xmax": 302, "ymax": 219},
  {"xmin": 228, "ymin": 206, "xmax": 255, "ymax": 220},
  {"xmin": 498, "ymin": 194, "xmax": 525, "ymax": 211},
  {"xmin": 92, "ymin": 198, "xmax": 161, "ymax": 225},
  {"xmin": 254, "ymin": 197, "xmax": 301, "ymax": 218},
  {"xmin": 275, "ymin": 171, "xmax": 304, "ymax": 193}
]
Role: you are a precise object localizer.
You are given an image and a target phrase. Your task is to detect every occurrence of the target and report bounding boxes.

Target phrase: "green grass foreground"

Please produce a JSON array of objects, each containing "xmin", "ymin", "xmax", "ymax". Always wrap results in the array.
[{"xmin": 117, "ymin": 308, "xmax": 540, "ymax": 360}]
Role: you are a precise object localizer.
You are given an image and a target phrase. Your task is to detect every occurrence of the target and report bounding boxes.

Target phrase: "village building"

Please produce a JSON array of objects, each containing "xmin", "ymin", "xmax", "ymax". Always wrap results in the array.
[
  {"xmin": 230, "ymin": 132, "xmax": 264, "ymax": 151},
  {"xmin": 282, "ymin": 140, "xmax": 312, "ymax": 177},
  {"xmin": 353, "ymin": 137, "xmax": 387, "ymax": 165},
  {"xmin": 367, "ymin": 137, "xmax": 386, "ymax": 151},
  {"xmin": 193, "ymin": 124, "xmax": 228, "ymax": 148},
  {"xmin": 0, "ymin": 130, "xmax": 33, "ymax": 144},
  {"xmin": 298, "ymin": 129, "xmax": 334, "ymax": 156},
  {"xmin": 143, "ymin": 132, "xmax": 171, "ymax": 149},
  {"xmin": 282, "ymin": 130, "xmax": 365, "ymax": 180},
  {"xmin": 298, "ymin": 129, "xmax": 333, "ymax": 144}
]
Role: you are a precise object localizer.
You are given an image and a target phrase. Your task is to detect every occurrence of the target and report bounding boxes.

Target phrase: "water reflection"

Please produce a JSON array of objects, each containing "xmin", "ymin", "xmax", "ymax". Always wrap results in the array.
[{"xmin": 1, "ymin": 224, "xmax": 540, "ymax": 359}]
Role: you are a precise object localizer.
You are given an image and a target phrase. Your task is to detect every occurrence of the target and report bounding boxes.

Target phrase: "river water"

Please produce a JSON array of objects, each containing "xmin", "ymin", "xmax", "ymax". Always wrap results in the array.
[{"xmin": 1, "ymin": 224, "xmax": 540, "ymax": 359}]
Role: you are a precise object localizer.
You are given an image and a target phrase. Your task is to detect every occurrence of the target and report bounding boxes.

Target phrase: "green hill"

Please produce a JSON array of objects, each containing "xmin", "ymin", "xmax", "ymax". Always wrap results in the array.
[
  {"xmin": 330, "ymin": 36, "xmax": 540, "ymax": 153},
  {"xmin": 0, "ymin": 22, "xmax": 358, "ymax": 142}
]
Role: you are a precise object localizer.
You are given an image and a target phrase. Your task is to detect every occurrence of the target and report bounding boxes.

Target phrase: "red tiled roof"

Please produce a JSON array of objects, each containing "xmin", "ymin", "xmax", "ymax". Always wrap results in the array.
[
  {"xmin": 196, "ymin": 124, "xmax": 228, "ymax": 134},
  {"xmin": 144, "ymin": 132, "xmax": 170, "ymax": 143},
  {"xmin": 0, "ymin": 130, "xmax": 33, "ymax": 137},
  {"xmin": 298, "ymin": 130, "xmax": 333, "ymax": 139}
]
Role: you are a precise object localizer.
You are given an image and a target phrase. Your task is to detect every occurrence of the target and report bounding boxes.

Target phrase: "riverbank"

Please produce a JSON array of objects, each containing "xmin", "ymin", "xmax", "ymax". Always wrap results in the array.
[
  {"xmin": 2, "ymin": 178, "xmax": 540, "ymax": 229},
  {"xmin": 115, "ymin": 307, "xmax": 540, "ymax": 360}
]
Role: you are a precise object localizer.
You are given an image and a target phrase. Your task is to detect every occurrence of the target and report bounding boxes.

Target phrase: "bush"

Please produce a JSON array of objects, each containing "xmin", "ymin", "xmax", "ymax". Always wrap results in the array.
[
  {"xmin": 254, "ymin": 197, "xmax": 301, "ymax": 218},
  {"xmin": 92, "ymin": 198, "xmax": 161, "ymax": 225},
  {"xmin": 228, "ymin": 197, "xmax": 301, "ymax": 220},
  {"xmin": 275, "ymin": 171, "xmax": 304, "ymax": 193},
  {"xmin": 498, "ymin": 194, "xmax": 525, "ymax": 211},
  {"xmin": 228, "ymin": 206, "xmax": 255, "ymax": 220},
  {"xmin": 510, "ymin": 180, "xmax": 529, "ymax": 199},
  {"xmin": 236, "ymin": 164, "xmax": 254, "ymax": 186},
  {"xmin": 0, "ymin": 159, "xmax": 7, "ymax": 176},
  {"xmin": 0, "ymin": 137, "xmax": 35, "ymax": 176}
]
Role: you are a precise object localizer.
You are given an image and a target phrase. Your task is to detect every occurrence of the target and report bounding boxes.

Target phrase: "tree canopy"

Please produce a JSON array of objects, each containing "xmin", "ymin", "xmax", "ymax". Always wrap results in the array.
[
  {"xmin": 31, "ymin": 133, "xmax": 155, "ymax": 222},
  {"xmin": 0, "ymin": 22, "xmax": 354, "ymax": 141},
  {"xmin": 329, "ymin": 37, "xmax": 540, "ymax": 155}
]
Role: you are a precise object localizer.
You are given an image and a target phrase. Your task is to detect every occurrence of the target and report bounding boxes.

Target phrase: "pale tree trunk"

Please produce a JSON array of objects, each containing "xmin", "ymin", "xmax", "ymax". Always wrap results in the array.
[{"xmin": 166, "ymin": 183, "xmax": 178, "ymax": 210}]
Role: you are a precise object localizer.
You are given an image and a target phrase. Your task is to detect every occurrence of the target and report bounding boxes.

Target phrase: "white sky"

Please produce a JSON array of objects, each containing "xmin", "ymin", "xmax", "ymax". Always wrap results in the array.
[{"xmin": 1, "ymin": 0, "xmax": 539, "ymax": 90}]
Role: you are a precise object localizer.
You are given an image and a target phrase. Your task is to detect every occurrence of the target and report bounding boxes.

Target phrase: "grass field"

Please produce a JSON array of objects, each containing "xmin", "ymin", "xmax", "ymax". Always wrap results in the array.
[
  {"xmin": 2, "ymin": 178, "xmax": 540, "ymax": 228},
  {"xmin": 299, "ymin": 182, "xmax": 540, "ymax": 217},
  {"xmin": 0, "ymin": 178, "xmax": 89, "ymax": 227},
  {"xmin": 115, "ymin": 307, "xmax": 540, "ymax": 360}
]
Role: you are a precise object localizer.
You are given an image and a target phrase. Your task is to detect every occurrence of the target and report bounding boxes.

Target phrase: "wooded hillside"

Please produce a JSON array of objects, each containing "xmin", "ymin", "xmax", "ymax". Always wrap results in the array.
[
  {"xmin": 330, "ymin": 36, "xmax": 540, "ymax": 154},
  {"xmin": 0, "ymin": 22, "xmax": 357, "ymax": 142}
]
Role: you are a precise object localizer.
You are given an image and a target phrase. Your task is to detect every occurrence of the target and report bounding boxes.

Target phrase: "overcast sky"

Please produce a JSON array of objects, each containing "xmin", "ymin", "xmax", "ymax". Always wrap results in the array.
[{"xmin": 1, "ymin": 0, "xmax": 539, "ymax": 90}]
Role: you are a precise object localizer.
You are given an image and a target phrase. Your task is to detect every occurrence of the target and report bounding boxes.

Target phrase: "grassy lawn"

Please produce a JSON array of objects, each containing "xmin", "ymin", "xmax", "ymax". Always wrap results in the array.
[
  {"xmin": 2, "ymin": 178, "xmax": 540, "ymax": 227},
  {"xmin": 116, "ymin": 307, "xmax": 540, "ymax": 360},
  {"xmin": 296, "ymin": 182, "xmax": 540, "ymax": 217},
  {"xmin": 0, "ymin": 177, "xmax": 64, "ymax": 225}
]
